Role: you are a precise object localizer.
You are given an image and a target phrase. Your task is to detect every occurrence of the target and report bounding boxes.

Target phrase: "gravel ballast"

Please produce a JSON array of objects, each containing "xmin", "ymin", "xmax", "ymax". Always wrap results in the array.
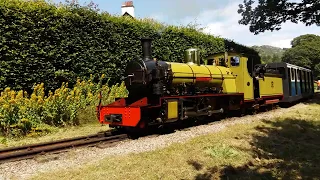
[{"xmin": 0, "ymin": 104, "xmax": 306, "ymax": 179}]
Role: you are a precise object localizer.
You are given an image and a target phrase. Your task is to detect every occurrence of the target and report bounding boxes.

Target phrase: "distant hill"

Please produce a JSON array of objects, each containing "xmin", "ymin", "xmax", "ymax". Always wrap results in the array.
[{"xmin": 251, "ymin": 45, "xmax": 286, "ymax": 63}]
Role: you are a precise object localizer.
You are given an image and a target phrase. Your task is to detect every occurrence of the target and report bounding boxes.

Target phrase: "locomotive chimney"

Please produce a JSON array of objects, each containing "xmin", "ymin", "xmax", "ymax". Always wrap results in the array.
[{"xmin": 141, "ymin": 37, "xmax": 152, "ymax": 61}]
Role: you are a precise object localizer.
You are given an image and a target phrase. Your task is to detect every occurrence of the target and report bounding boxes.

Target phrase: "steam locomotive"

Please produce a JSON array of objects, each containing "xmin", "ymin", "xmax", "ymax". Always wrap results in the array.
[{"xmin": 96, "ymin": 37, "xmax": 314, "ymax": 133}]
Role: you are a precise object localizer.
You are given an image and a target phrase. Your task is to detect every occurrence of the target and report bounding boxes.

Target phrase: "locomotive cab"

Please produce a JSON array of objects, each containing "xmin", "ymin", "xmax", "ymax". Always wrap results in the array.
[
  {"xmin": 205, "ymin": 52, "xmax": 259, "ymax": 100},
  {"xmin": 206, "ymin": 52, "xmax": 282, "ymax": 101},
  {"xmin": 206, "ymin": 52, "xmax": 283, "ymax": 106}
]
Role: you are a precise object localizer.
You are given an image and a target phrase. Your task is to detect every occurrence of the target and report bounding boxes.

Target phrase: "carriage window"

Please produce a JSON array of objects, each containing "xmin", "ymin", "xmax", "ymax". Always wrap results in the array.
[
  {"xmin": 297, "ymin": 69, "xmax": 300, "ymax": 80},
  {"xmin": 230, "ymin": 56, "xmax": 240, "ymax": 66},
  {"xmin": 290, "ymin": 68, "xmax": 295, "ymax": 80}
]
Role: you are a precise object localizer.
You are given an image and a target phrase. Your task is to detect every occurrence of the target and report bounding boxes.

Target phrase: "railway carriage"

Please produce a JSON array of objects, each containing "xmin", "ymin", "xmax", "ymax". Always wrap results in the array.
[
  {"xmin": 266, "ymin": 62, "xmax": 314, "ymax": 104},
  {"xmin": 96, "ymin": 37, "xmax": 313, "ymax": 134}
]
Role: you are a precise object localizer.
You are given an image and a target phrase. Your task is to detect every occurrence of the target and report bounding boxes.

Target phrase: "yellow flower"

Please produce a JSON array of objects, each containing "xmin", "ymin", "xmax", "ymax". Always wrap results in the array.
[
  {"xmin": 33, "ymin": 85, "xmax": 39, "ymax": 92},
  {"xmin": 31, "ymin": 94, "xmax": 37, "ymax": 101},
  {"xmin": 2, "ymin": 104, "xmax": 10, "ymax": 109},
  {"xmin": 10, "ymin": 91, "xmax": 16, "ymax": 99},
  {"xmin": 4, "ymin": 87, "xmax": 11, "ymax": 93},
  {"xmin": 38, "ymin": 99, "xmax": 43, "ymax": 104},
  {"xmin": 20, "ymin": 106, "xmax": 27, "ymax": 112},
  {"xmin": 17, "ymin": 90, "xmax": 24, "ymax": 99},
  {"xmin": 21, "ymin": 118, "xmax": 29, "ymax": 123}
]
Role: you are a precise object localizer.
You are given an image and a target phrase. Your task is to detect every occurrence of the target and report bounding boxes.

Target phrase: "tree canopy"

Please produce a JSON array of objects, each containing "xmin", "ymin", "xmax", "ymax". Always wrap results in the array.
[
  {"xmin": 282, "ymin": 34, "xmax": 320, "ymax": 79},
  {"xmin": 238, "ymin": 0, "xmax": 320, "ymax": 34},
  {"xmin": 252, "ymin": 45, "xmax": 284, "ymax": 63}
]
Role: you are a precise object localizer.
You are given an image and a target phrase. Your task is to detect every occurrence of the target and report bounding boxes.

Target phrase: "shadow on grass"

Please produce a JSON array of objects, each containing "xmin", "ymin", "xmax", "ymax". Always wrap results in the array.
[
  {"xmin": 187, "ymin": 118, "xmax": 320, "ymax": 180},
  {"xmin": 304, "ymin": 93, "xmax": 320, "ymax": 105}
]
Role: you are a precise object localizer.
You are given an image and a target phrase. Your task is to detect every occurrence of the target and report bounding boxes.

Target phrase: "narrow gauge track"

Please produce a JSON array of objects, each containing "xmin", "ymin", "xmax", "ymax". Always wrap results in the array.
[
  {"xmin": 1, "ymin": 93, "xmax": 318, "ymax": 164},
  {"xmin": 0, "ymin": 130, "xmax": 128, "ymax": 163}
]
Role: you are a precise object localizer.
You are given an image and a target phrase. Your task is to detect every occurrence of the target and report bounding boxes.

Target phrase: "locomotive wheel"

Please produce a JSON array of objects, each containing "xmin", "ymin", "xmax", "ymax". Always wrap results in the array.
[
  {"xmin": 225, "ymin": 109, "xmax": 243, "ymax": 118},
  {"xmin": 157, "ymin": 124, "xmax": 176, "ymax": 135},
  {"xmin": 234, "ymin": 108, "xmax": 245, "ymax": 117},
  {"xmin": 124, "ymin": 127, "xmax": 141, "ymax": 139},
  {"xmin": 246, "ymin": 108, "xmax": 257, "ymax": 115},
  {"xmin": 124, "ymin": 121, "xmax": 149, "ymax": 139}
]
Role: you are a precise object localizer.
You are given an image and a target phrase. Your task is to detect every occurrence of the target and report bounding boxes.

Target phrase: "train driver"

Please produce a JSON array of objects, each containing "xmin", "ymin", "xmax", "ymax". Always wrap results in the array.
[{"xmin": 230, "ymin": 56, "xmax": 240, "ymax": 66}]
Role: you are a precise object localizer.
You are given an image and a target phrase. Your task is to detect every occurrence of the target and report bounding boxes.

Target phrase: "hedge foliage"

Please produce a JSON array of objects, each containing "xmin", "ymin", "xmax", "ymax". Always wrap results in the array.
[{"xmin": 0, "ymin": 0, "xmax": 258, "ymax": 93}]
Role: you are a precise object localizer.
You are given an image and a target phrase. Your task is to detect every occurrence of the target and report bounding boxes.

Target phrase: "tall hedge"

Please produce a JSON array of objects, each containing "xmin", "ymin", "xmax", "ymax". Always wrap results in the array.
[{"xmin": 0, "ymin": 0, "xmax": 258, "ymax": 92}]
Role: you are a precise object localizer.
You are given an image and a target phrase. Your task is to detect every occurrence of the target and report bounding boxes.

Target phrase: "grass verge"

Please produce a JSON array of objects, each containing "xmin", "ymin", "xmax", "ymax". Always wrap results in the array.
[
  {"xmin": 31, "ymin": 96, "xmax": 320, "ymax": 180},
  {"xmin": 0, "ymin": 106, "xmax": 109, "ymax": 149}
]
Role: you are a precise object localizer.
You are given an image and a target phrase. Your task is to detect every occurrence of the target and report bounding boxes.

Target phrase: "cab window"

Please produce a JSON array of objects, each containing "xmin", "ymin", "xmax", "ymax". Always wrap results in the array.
[
  {"xmin": 230, "ymin": 56, "xmax": 240, "ymax": 66},
  {"xmin": 219, "ymin": 57, "xmax": 226, "ymax": 67},
  {"xmin": 207, "ymin": 59, "xmax": 214, "ymax": 65}
]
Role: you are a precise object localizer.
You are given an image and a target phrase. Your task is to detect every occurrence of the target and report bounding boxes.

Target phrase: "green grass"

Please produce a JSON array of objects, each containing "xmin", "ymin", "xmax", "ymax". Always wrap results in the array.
[
  {"xmin": 31, "ymin": 95, "xmax": 320, "ymax": 180},
  {"xmin": 0, "ymin": 123, "xmax": 109, "ymax": 148},
  {"xmin": 204, "ymin": 143, "xmax": 245, "ymax": 160},
  {"xmin": 0, "ymin": 106, "xmax": 109, "ymax": 149}
]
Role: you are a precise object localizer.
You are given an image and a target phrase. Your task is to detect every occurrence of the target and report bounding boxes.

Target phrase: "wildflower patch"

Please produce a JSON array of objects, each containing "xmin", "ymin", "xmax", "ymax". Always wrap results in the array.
[{"xmin": 0, "ymin": 75, "xmax": 128, "ymax": 137}]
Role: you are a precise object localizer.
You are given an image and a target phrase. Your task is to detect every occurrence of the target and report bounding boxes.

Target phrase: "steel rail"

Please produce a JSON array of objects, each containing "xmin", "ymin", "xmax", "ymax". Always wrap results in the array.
[
  {"xmin": 1, "ymin": 93, "xmax": 318, "ymax": 163},
  {"xmin": 0, "ymin": 130, "xmax": 127, "ymax": 163}
]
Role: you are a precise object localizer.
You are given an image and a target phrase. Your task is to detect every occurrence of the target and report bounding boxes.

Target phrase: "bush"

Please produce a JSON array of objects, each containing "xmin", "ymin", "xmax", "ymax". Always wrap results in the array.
[
  {"xmin": 0, "ymin": 75, "xmax": 128, "ymax": 137},
  {"xmin": 0, "ymin": 0, "xmax": 258, "ymax": 93}
]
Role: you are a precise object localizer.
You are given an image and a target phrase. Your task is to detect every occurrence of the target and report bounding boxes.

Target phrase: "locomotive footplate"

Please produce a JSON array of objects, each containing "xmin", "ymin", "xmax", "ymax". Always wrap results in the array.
[{"xmin": 97, "ymin": 97, "xmax": 148, "ymax": 127}]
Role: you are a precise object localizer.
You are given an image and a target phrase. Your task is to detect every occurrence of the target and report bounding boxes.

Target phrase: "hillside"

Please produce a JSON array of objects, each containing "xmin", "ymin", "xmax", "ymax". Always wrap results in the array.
[{"xmin": 251, "ymin": 45, "xmax": 285, "ymax": 63}]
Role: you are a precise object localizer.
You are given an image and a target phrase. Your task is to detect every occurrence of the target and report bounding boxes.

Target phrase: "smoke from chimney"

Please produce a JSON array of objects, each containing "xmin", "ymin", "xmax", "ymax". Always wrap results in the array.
[{"xmin": 121, "ymin": 1, "xmax": 135, "ymax": 18}]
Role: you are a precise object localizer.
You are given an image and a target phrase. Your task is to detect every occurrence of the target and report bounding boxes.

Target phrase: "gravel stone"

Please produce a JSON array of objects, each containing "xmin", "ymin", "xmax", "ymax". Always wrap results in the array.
[{"xmin": 0, "ymin": 104, "xmax": 306, "ymax": 180}]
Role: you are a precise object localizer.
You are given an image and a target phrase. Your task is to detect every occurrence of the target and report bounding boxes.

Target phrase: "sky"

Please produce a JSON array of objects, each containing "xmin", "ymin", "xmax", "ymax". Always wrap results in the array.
[{"xmin": 54, "ymin": 0, "xmax": 320, "ymax": 48}]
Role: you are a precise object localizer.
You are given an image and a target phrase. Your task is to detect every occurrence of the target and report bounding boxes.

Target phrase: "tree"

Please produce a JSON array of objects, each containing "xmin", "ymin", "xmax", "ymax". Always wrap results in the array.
[
  {"xmin": 252, "ymin": 45, "xmax": 284, "ymax": 63},
  {"xmin": 282, "ymin": 34, "xmax": 320, "ymax": 79},
  {"xmin": 238, "ymin": 0, "xmax": 320, "ymax": 35},
  {"xmin": 290, "ymin": 34, "xmax": 320, "ymax": 47}
]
